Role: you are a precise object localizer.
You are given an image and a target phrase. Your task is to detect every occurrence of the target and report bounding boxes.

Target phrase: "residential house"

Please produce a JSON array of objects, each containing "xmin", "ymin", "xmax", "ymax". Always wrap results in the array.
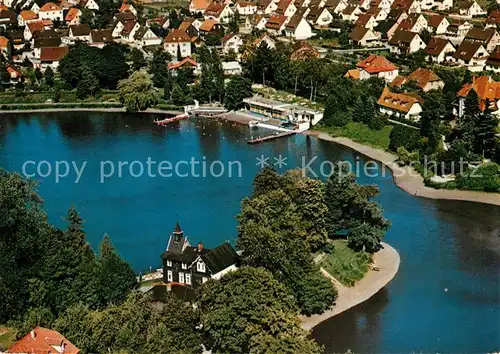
[
  {"xmin": 456, "ymin": 76, "xmax": 500, "ymax": 117},
  {"xmin": 204, "ymin": 1, "xmax": 234, "ymax": 23},
  {"xmin": 427, "ymin": 14, "xmax": 448, "ymax": 34},
  {"xmin": 355, "ymin": 13, "xmax": 377, "ymax": 28},
  {"xmin": 349, "ymin": 26, "xmax": 381, "ymax": 46},
  {"xmin": 391, "ymin": 67, "xmax": 444, "ymax": 91},
  {"xmin": 146, "ymin": 16, "xmax": 170, "ymax": 30},
  {"xmin": 306, "ymin": 6, "xmax": 333, "ymax": 26},
  {"xmin": 285, "ymin": 11, "xmax": 312, "ymax": 39},
  {"xmin": 290, "ymin": 40, "xmax": 320, "ymax": 59},
  {"xmin": 366, "ymin": 6, "xmax": 389, "ymax": 21},
  {"xmin": 36, "ymin": 46, "xmax": 68, "ymax": 72},
  {"xmin": 199, "ymin": 19, "xmax": 223, "ymax": 38},
  {"xmin": 168, "ymin": 57, "xmax": 201, "ymax": 75},
  {"xmin": 435, "ymin": 0, "xmax": 453, "ymax": 10},
  {"xmin": 221, "ymin": 33, "xmax": 243, "ymax": 54},
  {"xmin": 38, "ymin": 2, "xmax": 63, "ymax": 21},
  {"xmin": 0, "ymin": 9, "xmax": 18, "ymax": 28},
  {"xmin": 377, "ymin": 87, "xmax": 423, "ymax": 121},
  {"xmin": 396, "ymin": 12, "xmax": 427, "ymax": 33},
  {"xmin": 458, "ymin": 0, "xmax": 486, "ymax": 17},
  {"xmin": 18, "ymin": 9, "xmax": 37, "ymax": 26},
  {"xmin": 68, "ymin": 24, "xmax": 91, "ymax": 41},
  {"xmin": 341, "ymin": 4, "xmax": 363, "ymax": 21},
  {"xmin": 446, "ymin": 18, "xmax": 473, "ymax": 39},
  {"xmin": 33, "ymin": 37, "xmax": 62, "ymax": 59},
  {"xmin": 369, "ymin": 0, "xmax": 391, "ymax": 9},
  {"xmin": 257, "ymin": 0, "xmax": 277, "ymax": 14},
  {"xmin": 391, "ymin": 0, "xmax": 420, "ymax": 13},
  {"xmin": 161, "ymin": 223, "xmax": 240, "ymax": 288},
  {"xmin": 119, "ymin": 20, "xmax": 140, "ymax": 42},
  {"xmin": 425, "ymin": 36, "xmax": 455, "ymax": 63},
  {"xmin": 0, "ymin": 36, "xmax": 9, "ymax": 58},
  {"xmin": 81, "ymin": 0, "xmax": 99, "ymax": 10},
  {"xmin": 388, "ymin": 30, "xmax": 426, "ymax": 54},
  {"xmin": 236, "ymin": 0, "xmax": 258, "ymax": 15},
  {"xmin": 222, "ymin": 61, "xmax": 243, "ymax": 75},
  {"xmin": 6, "ymin": 66, "xmax": 21, "ymax": 83},
  {"xmin": 178, "ymin": 18, "xmax": 200, "ymax": 38},
  {"xmin": 114, "ymin": 11, "xmax": 136, "ymax": 23},
  {"xmin": 164, "ymin": 29, "xmax": 192, "ymax": 58},
  {"xmin": 486, "ymin": 9, "xmax": 500, "ymax": 28},
  {"xmin": 275, "ymin": 0, "xmax": 297, "ymax": 17},
  {"xmin": 189, "ymin": 0, "xmax": 211, "ymax": 13},
  {"xmin": 11, "ymin": 29, "xmax": 25, "ymax": 50},
  {"xmin": 349, "ymin": 0, "xmax": 371, "ymax": 10},
  {"xmin": 90, "ymin": 29, "xmax": 114, "ymax": 48},
  {"xmin": 254, "ymin": 33, "xmax": 276, "ymax": 48},
  {"xmin": 245, "ymin": 13, "xmax": 267, "ymax": 30},
  {"xmin": 452, "ymin": 41, "xmax": 489, "ymax": 71},
  {"xmin": 485, "ymin": 46, "xmax": 500, "ymax": 72},
  {"xmin": 24, "ymin": 20, "xmax": 46, "ymax": 40},
  {"xmin": 265, "ymin": 14, "xmax": 287, "ymax": 34},
  {"xmin": 119, "ymin": 2, "xmax": 138, "ymax": 16},
  {"xmin": 463, "ymin": 26, "xmax": 500, "ymax": 53},
  {"xmin": 30, "ymin": 2, "xmax": 40, "ymax": 13},
  {"xmin": 325, "ymin": 0, "xmax": 348, "ymax": 14},
  {"xmin": 355, "ymin": 54, "xmax": 399, "ymax": 82},
  {"xmin": 65, "ymin": 8, "xmax": 81, "ymax": 25},
  {"xmin": 6, "ymin": 327, "xmax": 80, "ymax": 354},
  {"xmin": 134, "ymin": 26, "xmax": 162, "ymax": 47}
]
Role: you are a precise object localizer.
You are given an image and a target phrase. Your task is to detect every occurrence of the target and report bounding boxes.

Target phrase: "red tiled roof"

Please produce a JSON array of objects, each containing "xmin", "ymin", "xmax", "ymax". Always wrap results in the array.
[
  {"xmin": 425, "ymin": 36, "xmax": 452, "ymax": 55},
  {"xmin": 27, "ymin": 21, "xmax": 45, "ymax": 33},
  {"xmin": 65, "ymin": 8, "xmax": 80, "ymax": 22},
  {"xmin": 355, "ymin": 13, "xmax": 373, "ymax": 27},
  {"xmin": 190, "ymin": 0, "xmax": 211, "ymax": 10},
  {"xmin": 40, "ymin": 46, "xmax": 69, "ymax": 61},
  {"xmin": 168, "ymin": 56, "xmax": 199, "ymax": 70},
  {"xmin": 0, "ymin": 36, "xmax": 9, "ymax": 48},
  {"xmin": 428, "ymin": 14, "xmax": 445, "ymax": 29},
  {"xmin": 40, "ymin": 2, "xmax": 61, "ymax": 11},
  {"xmin": 7, "ymin": 327, "xmax": 80, "ymax": 354},
  {"xmin": 457, "ymin": 76, "xmax": 500, "ymax": 100},
  {"xmin": 199, "ymin": 19, "xmax": 217, "ymax": 32},
  {"xmin": 356, "ymin": 54, "xmax": 397, "ymax": 73},
  {"xmin": 19, "ymin": 10, "xmax": 37, "ymax": 20},
  {"xmin": 164, "ymin": 28, "xmax": 192, "ymax": 42},
  {"xmin": 377, "ymin": 86, "xmax": 423, "ymax": 113},
  {"xmin": 391, "ymin": 67, "xmax": 441, "ymax": 89},
  {"xmin": 265, "ymin": 15, "xmax": 287, "ymax": 29}
]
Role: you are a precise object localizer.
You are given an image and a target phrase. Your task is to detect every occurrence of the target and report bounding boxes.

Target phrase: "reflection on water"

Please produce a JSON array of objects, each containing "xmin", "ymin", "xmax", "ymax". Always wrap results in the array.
[{"xmin": 0, "ymin": 113, "xmax": 499, "ymax": 353}]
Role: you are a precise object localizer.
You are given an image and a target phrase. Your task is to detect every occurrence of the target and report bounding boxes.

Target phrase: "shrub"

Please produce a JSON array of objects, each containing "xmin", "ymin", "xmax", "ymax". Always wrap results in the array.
[{"xmin": 389, "ymin": 124, "xmax": 421, "ymax": 152}]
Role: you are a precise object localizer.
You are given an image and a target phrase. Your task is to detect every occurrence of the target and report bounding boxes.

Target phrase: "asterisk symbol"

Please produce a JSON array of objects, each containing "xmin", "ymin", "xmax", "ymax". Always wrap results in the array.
[
  {"xmin": 256, "ymin": 155, "xmax": 269, "ymax": 169},
  {"xmin": 274, "ymin": 155, "xmax": 287, "ymax": 168}
]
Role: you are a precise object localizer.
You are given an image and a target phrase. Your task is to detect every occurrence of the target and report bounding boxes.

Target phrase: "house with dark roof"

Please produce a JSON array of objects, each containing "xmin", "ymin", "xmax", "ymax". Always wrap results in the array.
[
  {"xmin": 427, "ymin": 14, "xmax": 448, "ymax": 34},
  {"xmin": 463, "ymin": 26, "xmax": 500, "ymax": 52},
  {"xmin": 265, "ymin": 14, "xmax": 287, "ymax": 34},
  {"xmin": 275, "ymin": 0, "xmax": 297, "ymax": 17},
  {"xmin": 458, "ymin": 0, "xmax": 486, "ymax": 17},
  {"xmin": 325, "ymin": 0, "xmax": 348, "ymax": 14},
  {"xmin": 161, "ymin": 223, "xmax": 240, "ymax": 288},
  {"xmin": 6, "ymin": 327, "xmax": 80, "ymax": 354},
  {"xmin": 452, "ymin": 40, "xmax": 489, "ymax": 71},
  {"xmin": 68, "ymin": 24, "xmax": 91, "ymax": 42},
  {"xmin": 284, "ymin": 9, "xmax": 312, "ymax": 39},
  {"xmin": 355, "ymin": 13, "xmax": 377, "ymax": 29},
  {"xmin": 341, "ymin": 4, "xmax": 362, "ymax": 21},
  {"xmin": 204, "ymin": 1, "xmax": 234, "ymax": 23},
  {"xmin": 306, "ymin": 6, "xmax": 333, "ymax": 27},
  {"xmin": 388, "ymin": 29, "xmax": 425, "ymax": 54},
  {"xmin": 425, "ymin": 36, "xmax": 455, "ymax": 63},
  {"xmin": 366, "ymin": 5, "xmax": 389, "ymax": 21},
  {"xmin": 390, "ymin": 0, "xmax": 420, "ymax": 13},
  {"xmin": 486, "ymin": 46, "xmax": 500, "ymax": 72},
  {"xmin": 90, "ymin": 29, "xmax": 114, "ymax": 48},
  {"xmin": 445, "ymin": 17, "xmax": 473, "ymax": 38},
  {"xmin": 134, "ymin": 25, "xmax": 161, "ymax": 47},
  {"xmin": 290, "ymin": 40, "xmax": 320, "ymax": 60},
  {"xmin": 349, "ymin": 26, "xmax": 380, "ymax": 46},
  {"xmin": 486, "ymin": 9, "xmax": 500, "ymax": 28}
]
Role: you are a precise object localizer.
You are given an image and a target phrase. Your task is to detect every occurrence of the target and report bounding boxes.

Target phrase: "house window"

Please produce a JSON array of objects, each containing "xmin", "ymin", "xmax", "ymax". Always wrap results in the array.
[
  {"xmin": 182, "ymin": 262, "xmax": 187, "ymax": 269},
  {"xmin": 167, "ymin": 260, "xmax": 172, "ymax": 267},
  {"xmin": 179, "ymin": 272, "xmax": 184, "ymax": 283},
  {"xmin": 197, "ymin": 261, "xmax": 205, "ymax": 272},
  {"xmin": 186, "ymin": 273, "xmax": 191, "ymax": 285},
  {"xmin": 167, "ymin": 270, "xmax": 172, "ymax": 282}
]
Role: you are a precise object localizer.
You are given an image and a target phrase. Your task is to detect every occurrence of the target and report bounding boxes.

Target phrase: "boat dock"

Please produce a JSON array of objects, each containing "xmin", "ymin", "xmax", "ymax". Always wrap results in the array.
[
  {"xmin": 154, "ymin": 113, "xmax": 189, "ymax": 126},
  {"xmin": 248, "ymin": 131, "xmax": 297, "ymax": 144}
]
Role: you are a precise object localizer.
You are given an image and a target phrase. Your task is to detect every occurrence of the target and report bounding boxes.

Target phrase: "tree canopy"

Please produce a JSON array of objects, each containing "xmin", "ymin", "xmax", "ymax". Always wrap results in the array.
[{"xmin": 118, "ymin": 71, "xmax": 158, "ymax": 112}]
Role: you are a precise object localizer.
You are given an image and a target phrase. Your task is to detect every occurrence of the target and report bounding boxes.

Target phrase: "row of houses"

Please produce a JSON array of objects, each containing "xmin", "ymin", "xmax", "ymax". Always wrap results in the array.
[{"xmin": 346, "ymin": 54, "xmax": 500, "ymax": 121}]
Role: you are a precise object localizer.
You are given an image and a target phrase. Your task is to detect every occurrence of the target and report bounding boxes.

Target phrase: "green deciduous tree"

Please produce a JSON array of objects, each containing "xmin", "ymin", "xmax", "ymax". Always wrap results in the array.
[
  {"xmin": 224, "ymin": 75, "xmax": 252, "ymax": 111},
  {"xmin": 129, "ymin": 48, "xmax": 146, "ymax": 71},
  {"xmin": 118, "ymin": 71, "xmax": 158, "ymax": 112},
  {"xmin": 149, "ymin": 48, "xmax": 172, "ymax": 88}
]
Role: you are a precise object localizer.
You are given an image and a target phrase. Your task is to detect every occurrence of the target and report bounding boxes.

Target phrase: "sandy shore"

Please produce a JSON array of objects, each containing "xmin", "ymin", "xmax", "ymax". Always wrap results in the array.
[
  {"xmin": 300, "ymin": 242, "xmax": 400, "ymax": 330},
  {"xmin": 306, "ymin": 131, "xmax": 500, "ymax": 206}
]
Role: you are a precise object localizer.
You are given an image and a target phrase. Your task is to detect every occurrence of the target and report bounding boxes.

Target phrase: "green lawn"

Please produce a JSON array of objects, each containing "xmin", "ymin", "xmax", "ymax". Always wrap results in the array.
[
  {"xmin": 315, "ymin": 122, "xmax": 393, "ymax": 151},
  {"xmin": 143, "ymin": 0, "xmax": 188, "ymax": 11},
  {"xmin": 0, "ymin": 327, "xmax": 16, "ymax": 351},
  {"xmin": 318, "ymin": 240, "xmax": 371, "ymax": 287},
  {"xmin": 0, "ymin": 90, "xmax": 120, "ymax": 104}
]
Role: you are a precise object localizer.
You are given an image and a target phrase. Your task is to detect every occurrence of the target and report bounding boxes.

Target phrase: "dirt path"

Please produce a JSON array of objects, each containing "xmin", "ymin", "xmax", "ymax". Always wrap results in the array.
[
  {"xmin": 306, "ymin": 131, "xmax": 500, "ymax": 206},
  {"xmin": 301, "ymin": 242, "xmax": 400, "ymax": 330}
]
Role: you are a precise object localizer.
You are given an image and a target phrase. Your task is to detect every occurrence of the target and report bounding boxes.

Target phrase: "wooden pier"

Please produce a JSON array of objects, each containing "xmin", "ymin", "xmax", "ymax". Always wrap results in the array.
[
  {"xmin": 248, "ymin": 131, "xmax": 297, "ymax": 144},
  {"xmin": 154, "ymin": 113, "xmax": 189, "ymax": 126}
]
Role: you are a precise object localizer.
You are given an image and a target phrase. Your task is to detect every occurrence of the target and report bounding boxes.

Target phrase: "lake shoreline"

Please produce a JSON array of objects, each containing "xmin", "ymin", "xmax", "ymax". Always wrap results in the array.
[
  {"xmin": 300, "ymin": 242, "xmax": 400, "ymax": 331},
  {"xmin": 305, "ymin": 130, "xmax": 500, "ymax": 207},
  {"xmin": 0, "ymin": 107, "xmax": 183, "ymax": 115}
]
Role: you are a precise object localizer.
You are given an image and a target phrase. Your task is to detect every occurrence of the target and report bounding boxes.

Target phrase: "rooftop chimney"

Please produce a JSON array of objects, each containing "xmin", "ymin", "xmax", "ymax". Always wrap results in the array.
[
  {"xmin": 197, "ymin": 242, "xmax": 203, "ymax": 252},
  {"xmin": 30, "ymin": 330, "xmax": 36, "ymax": 339}
]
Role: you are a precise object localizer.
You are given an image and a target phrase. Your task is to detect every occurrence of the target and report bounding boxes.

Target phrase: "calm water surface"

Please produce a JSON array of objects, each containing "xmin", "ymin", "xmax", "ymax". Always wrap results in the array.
[{"xmin": 0, "ymin": 113, "xmax": 499, "ymax": 353}]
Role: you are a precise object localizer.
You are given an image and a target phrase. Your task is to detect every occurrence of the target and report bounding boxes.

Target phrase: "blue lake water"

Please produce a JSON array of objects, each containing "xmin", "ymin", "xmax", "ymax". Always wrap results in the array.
[{"xmin": 0, "ymin": 112, "xmax": 499, "ymax": 353}]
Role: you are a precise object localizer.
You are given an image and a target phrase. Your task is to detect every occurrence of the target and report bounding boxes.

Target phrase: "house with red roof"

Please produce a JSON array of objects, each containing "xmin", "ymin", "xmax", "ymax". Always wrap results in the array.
[
  {"xmin": 18, "ymin": 10, "xmax": 38, "ymax": 26},
  {"xmin": 164, "ymin": 29, "xmax": 192, "ymax": 58},
  {"xmin": 36, "ymin": 46, "xmax": 68, "ymax": 72},
  {"xmin": 189, "ymin": 0, "xmax": 211, "ymax": 14},
  {"xmin": 265, "ymin": 15, "xmax": 287, "ymax": 35},
  {"xmin": 427, "ymin": 14, "xmax": 448, "ymax": 34},
  {"xmin": 390, "ymin": 67, "xmax": 444, "ymax": 92},
  {"xmin": 236, "ymin": 0, "xmax": 257, "ymax": 15},
  {"xmin": 0, "ymin": 36, "xmax": 9, "ymax": 57},
  {"xmin": 38, "ymin": 2, "xmax": 63, "ymax": 21},
  {"xmin": 204, "ymin": 1, "xmax": 234, "ymax": 23},
  {"xmin": 457, "ymin": 76, "xmax": 500, "ymax": 117},
  {"xmin": 425, "ymin": 37, "xmax": 455, "ymax": 63},
  {"xmin": 355, "ymin": 54, "xmax": 399, "ymax": 82},
  {"xmin": 65, "ymin": 8, "xmax": 82, "ymax": 25},
  {"xmin": 168, "ymin": 56, "xmax": 201, "ymax": 75},
  {"xmin": 275, "ymin": 0, "xmax": 297, "ymax": 18},
  {"xmin": 119, "ymin": 1, "xmax": 138, "ymax": 16},
  {"xmin": 6, "ymin": 327, "xmax": 80, "ymax": 354},
  {"xmin": 355, "ymin": 13, "xmax": 377, "ymax": 29},
  {"xmin": 377, "ymin": 86, "xmax": 423, "ymax": 121}
]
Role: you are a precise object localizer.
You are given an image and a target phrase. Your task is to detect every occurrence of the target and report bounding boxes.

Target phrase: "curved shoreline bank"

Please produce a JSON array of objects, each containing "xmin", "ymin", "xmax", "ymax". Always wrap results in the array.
[
  {"xmin": 305, "ymin": 131, "xmax": 500, "ymax": 207},
  {"xmin": 301, "ymin": 242, "xmax": 400, "ymax": 331},
  {"xmin": 0, "ymin": 107, "xmax": 183, "ymax": 115}
]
